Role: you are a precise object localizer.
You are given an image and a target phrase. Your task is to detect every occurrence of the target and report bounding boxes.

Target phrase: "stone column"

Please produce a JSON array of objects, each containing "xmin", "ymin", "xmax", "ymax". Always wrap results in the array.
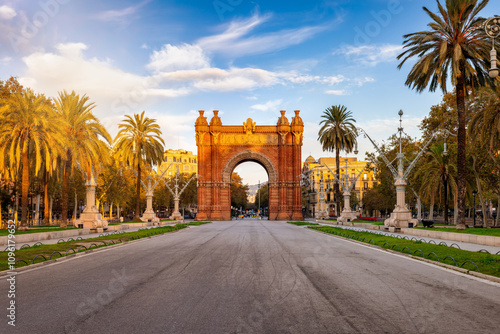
[
  {"xmin": 170, "ymin": 195, "xmax": 183, "ymax": 221},
  {"xmin": 140, "ymin": 189, "xmax": 158, "ymax": 223},
  {"xmin": 77, "ymin": 175, "xmax": 107, "ymax": 232}
]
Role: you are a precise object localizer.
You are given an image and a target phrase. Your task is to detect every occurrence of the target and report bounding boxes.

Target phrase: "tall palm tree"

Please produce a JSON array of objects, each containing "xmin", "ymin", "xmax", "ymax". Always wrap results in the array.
[
  {"xmin": 318, "ymin": 105, "xmax": 357, "ymax": 217},
  {"xmin": 469, "ymin": 86, "xmax": 500, "ymax": 152},
  {"xmin": 0, "ymin": 89, "xmax": 63, "ymax": 230},
  {"xmin": 397, "ymin": 0, "xmax": 496, "ymax": 229},
  {"xmin": 114, "ymin": 111, "xmax": 164, "ymax": 220},
  {"xmin": 417, "ymin": 143, "xmax": 457, "ymax": 224},
  {"xmin": 54, "ymin": 91, "xmax": 111, "ymax": 228}
]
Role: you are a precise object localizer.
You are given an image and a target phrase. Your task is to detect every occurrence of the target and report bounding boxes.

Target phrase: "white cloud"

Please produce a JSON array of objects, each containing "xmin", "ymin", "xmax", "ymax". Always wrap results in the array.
[
  {"xmin": 354, "ymin": 77, "xmax": 375, "ymax": 86},
  {"xmin": 283, "ymin": 73, "xmax": 346, "ymax": 85},
  {"xmin": 147, "ymin": 44, "xmax": 210, "ymax": 73},
  {"xmin": 0, "ymin": 5, "xmax": 16, "ymax": 20},
  {"xmin": 325, "ymin": 89, "xmax": 348, "ymax": 95},
  {"xmin": 56, "ymin": 42, "xmax": 88, "ymax": 58},
  {"xmin": 94, "ymin": 0, "xmax": 151, "ymax": 22},
  {"xmin": 0, "ymin": 56, "xmax": 12, "ymax": 64},
  {"xmin": 335, "ymin": 44, "xmax": 403, "ymax": 66},
  {"xmin": 197, "ymin": 13, "xmax": 327, "ymax": 58},
  {"xmin": 251, "ymin": 99, "xmax": 283, "ymax": 112},
  {"xmin": 158, "ymin": 67, "xmax": 279, "ymax": 92}
]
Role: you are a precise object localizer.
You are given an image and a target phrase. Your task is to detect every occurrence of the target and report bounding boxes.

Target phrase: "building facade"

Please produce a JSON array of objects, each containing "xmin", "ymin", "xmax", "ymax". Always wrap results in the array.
[
  {"xmin": 159, "ymin": 149, "xmax": 198, "ymax": 176},
  {"xmin": 302, "ymin": 156, "xmax": 375, "ymax": 218}
]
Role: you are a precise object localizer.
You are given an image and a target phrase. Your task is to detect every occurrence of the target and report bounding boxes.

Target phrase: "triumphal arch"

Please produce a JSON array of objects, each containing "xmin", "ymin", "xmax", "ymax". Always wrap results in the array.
[{"xmin": 195, "ymin": 110, "xmax": 304, "ymax": 221}]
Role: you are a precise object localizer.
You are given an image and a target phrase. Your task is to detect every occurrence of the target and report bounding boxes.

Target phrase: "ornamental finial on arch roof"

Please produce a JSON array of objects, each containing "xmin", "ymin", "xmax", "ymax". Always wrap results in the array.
[
  {"xmin": 243, "ymin": 118, "xmax": 256, "ymax": 134},
  {"xmin": 210, "ymin": 110, "xmax": 222, "ymax": 126},
  {"xmin": 195, "ymin": 110, "xmax": 208, "ymax": 126},
  {"xmin": 291, "ymin": 110, "xmax": 303, "ymax": 126},
  {"xmin": 277, "ymin": 110, "xmax": 289, "ymax": 125}
]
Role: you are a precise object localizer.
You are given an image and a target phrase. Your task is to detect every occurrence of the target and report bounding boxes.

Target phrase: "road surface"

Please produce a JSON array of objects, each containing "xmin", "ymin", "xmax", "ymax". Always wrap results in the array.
[{"xmin": 1, "ymin": 220, "xmax": 499, "ymax": 333}]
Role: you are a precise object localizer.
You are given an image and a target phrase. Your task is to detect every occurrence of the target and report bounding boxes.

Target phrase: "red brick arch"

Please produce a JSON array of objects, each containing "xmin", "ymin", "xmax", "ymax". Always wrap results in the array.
[{"xmin": 195, "ymin": 110, "xmax": 304, "ymax": 221}]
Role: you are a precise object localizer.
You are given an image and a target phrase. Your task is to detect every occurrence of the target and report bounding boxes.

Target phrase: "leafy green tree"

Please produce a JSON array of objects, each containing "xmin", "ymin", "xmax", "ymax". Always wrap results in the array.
[
  {"xmin": 416, "ymin": 143, "xmax": 457, "ymax": 224},
  {"xmin": 114, "ymin": 111, "xmax": 164, "ymax": 220},
  {"xmin": 397, "ymin": 0, "xmax": 497, "ymax": 229},
  {"xmin": 54, "ymin": 91, "xmax": 111, "ymax": 227},
  {"xmin": 231, "ymin": 172, "xmax": 248, "ymax": 210},
  {"xmin": 318, "ymin": 105, "xmax": 357, "ymax": 216},
  {"xmin": 0, "ymin": 89, "xmax": 63, "ymax": 230}
]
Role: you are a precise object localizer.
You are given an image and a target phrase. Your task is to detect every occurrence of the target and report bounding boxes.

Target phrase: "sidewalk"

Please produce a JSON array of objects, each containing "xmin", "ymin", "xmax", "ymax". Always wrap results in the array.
[{"xmin": 316, "ymin": 222, "xmax": 500, "ymax": 254}]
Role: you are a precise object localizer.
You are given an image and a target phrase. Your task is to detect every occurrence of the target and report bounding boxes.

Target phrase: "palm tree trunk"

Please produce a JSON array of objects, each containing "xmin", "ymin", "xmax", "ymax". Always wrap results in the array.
[
  {"xmin": 61, "ymin": 150, "xmax": 72, "ymax": 228},
  {"xmin": 335, "ymin": 147, "xmax": 341, "ymax": 217},
  {"xmin": 456, "ymin": 68, "xmax": 467, "ymax": 230},
  {"xmin": 135, "ymin": 160, "xmax": 141, "ymax": 220},
  {"xmin": 20, "ymin": 148, "xmax": 30, "ymax": 231},
  {"xmin": 454, "ymin": 188, "xmax": 458, "ymax": 225},
  {"xmin": 44, "ymin": 171, "xmax": 49, "ymax": 226},
  {"xmin": 429, "ymin": 192, "xmax": 434, "ymax": 220},
  {"xmin": 444, "ymin": 177, "xmax": 448, "ymax": 225}
]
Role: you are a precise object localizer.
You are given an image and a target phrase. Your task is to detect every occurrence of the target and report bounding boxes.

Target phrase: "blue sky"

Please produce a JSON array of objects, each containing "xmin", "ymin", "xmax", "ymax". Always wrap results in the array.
[{"xmin": 1, "ymin": 0, "xmax": 499, "ymax": 185}]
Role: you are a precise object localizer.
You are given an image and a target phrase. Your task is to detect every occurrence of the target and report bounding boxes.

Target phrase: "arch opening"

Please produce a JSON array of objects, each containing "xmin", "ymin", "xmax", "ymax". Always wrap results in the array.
[{"xmin": 231, "ymin": 161, "xmax": 269, "ymax": 219}]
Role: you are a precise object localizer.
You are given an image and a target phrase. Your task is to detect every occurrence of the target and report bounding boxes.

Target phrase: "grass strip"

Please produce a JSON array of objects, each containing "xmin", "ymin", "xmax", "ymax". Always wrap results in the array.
[
  {"xmin": 287, "ymin": 221, "xmax": 319, "ymax": 226},
  {"xmin": 0, "ymin": 221, "xmax": 211, "ymax": 271},
  {"xmin": 308, "ymin": 226, "xmax": 500, "ymax": 278}
]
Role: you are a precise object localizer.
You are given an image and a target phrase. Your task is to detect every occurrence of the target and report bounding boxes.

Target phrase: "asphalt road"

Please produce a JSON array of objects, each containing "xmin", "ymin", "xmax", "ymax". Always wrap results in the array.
[{"xmin": 1, "ymin": 220, "xmax": 500, "ymax": 334}]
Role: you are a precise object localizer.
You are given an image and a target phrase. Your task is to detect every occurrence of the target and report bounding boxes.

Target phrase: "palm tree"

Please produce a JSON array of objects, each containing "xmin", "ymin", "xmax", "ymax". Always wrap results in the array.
[
  {"xmin": 0, "ymin": 89, "xmax": 63, "ymax": 230},
  {"xmin": 397, "ymin": 0, "xmax": 496, "ymax": 229},
  {"xmin": 417, "ymin": 143, "xmax": 457, "ymax": 224},
  {"xmin": 469, "ymin": 86, "xmax": 500, "ymax": 152},
  {"xmin": 318, "ymin": 105, "xmax": 357, "ymax": 217},
  {"xmin": 54, "ymin": 91, "xmax": 111, "ymax": 228},
  {"xmin": 114, "ymin": 111, "xmax": 164, "ymax": 220}
]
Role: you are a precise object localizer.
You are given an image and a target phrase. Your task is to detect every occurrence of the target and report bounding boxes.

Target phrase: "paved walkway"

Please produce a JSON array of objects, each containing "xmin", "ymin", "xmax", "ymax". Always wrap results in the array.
[{"xmin": 316, "ymin": 222, "xmax": 500, "ymax": 254}]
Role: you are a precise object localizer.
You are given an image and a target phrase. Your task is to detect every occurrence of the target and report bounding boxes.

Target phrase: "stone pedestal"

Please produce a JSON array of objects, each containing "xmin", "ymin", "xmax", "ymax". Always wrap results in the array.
[
  {"xmin": 76, "ymin": 178, "xmax": 107, "ymax": 232},
  {"xmin": 141, "ymin": 191, "xmax": 159, "ymax": 223},
  {"xmin": 337, "ymin": 210, "xmax": 358, "ymax": 224},
  {"xmin": 169, "ymin": 197, "xmax": 184, "ymax": 221},
  {"xmin": 337, "ymin": 192, "xmax": 357, "ymax": 224},
  {"xmin": 384, "ymin": 178, "xmax": 419, "ymax": 228},
  {"xmin": 384, "ymin": 205, "xmax": 418, "ymax": 228}
]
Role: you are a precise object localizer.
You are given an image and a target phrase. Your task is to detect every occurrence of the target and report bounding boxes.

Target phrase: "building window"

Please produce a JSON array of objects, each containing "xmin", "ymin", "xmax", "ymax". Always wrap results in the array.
[
  {"xmin": 363, "ymin": 173, "xmax": 367, "ymax": 180},
  {"xmin": 184, "ymin": 165, "xmax": 189, "ymax": 171},
  {"xmin": 364, "ymin": 182, "xmax": 368, "ymax": 190}
]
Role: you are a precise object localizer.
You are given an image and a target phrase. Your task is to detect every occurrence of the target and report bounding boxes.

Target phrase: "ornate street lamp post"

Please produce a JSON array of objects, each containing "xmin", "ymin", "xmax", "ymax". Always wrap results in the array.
[
  {"xmin": 355, "ymin": 110, "xmax": 450, "ymax": 230},
  {"xmin": 484, "ymin": 17, "xmax": 500, "ymax": 78}
]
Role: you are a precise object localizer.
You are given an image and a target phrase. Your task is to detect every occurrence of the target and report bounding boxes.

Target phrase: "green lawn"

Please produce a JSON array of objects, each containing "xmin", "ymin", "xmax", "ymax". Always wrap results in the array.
[
  {"xmin": 287, "ymin": 221, "xmax": 319, "ymax": 226},
  {"xmin": 308, "ymin": 226, "xmax": 500, "ymax": 278},
  {"xmin": 0, "ymin": 221, "xmax": 211, "ymax": 271}
]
